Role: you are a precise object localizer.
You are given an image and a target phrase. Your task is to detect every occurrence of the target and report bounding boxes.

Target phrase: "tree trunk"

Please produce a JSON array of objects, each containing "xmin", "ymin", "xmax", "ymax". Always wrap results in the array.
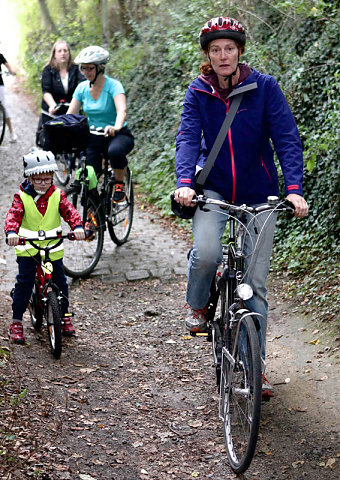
[
  {"xmin": 117, "ymin": 0, "xmax": 133, "ymax": 36},
  {"xmin": 38, "ymin": 0, "xmax": 58, "ymax": 35},
  {"xmin": 102, "ymin": 0, "xmax": 109, "ymax": 48}
]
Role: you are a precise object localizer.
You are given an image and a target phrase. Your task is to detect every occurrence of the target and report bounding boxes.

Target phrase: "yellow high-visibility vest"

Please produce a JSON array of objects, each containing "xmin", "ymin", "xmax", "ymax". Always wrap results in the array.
[{"xmin": 15, "ymin": 189, "xmax": 64, "ymax": 260}]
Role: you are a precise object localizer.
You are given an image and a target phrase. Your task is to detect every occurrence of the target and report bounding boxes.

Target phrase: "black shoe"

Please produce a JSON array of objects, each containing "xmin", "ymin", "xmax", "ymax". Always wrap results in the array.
[{"xmin": 113, "ymin": 182, "xmax": 126, "ymax": 203}]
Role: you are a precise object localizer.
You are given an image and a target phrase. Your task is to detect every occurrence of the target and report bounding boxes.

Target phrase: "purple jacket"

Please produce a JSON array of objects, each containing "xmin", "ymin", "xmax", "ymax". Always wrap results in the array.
[{"xmin": 175, "ymin": 68, "xmax": 303, "ymax": 204}]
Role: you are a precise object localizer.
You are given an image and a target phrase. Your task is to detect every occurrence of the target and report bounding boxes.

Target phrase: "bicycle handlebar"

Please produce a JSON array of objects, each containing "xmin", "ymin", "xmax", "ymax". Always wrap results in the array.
[
  {"xmin": 41, "ymin": 101, "xmax": 70, "ymax": 118},
  {"xmin": 191, "ymin": 195, "xmax": 295, "ymax": 215},
  {"xmin": 89, "ymin": 127, "xmax": 106, "ymax": 136},
  {"xmin": 6, "ymin": 230, "xmax": 76, "ymax": 248}
]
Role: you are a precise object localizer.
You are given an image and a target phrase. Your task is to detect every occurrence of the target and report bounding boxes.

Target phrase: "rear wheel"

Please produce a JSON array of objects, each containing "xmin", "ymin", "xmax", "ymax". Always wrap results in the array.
[
  {"xmin": 220, "ymin": 316, "xmax": 262, "ymax": 474},
  {"xmin": 62, "ymin": 188, "xmax": 104, "ymax": 278},
  {"xmin": 46, "ymin": 291, "xmax": 62, "ymax": 359},
  {"xmin": 107, "ymin": 168, "xmax": 134, "ymax": 245},
  {"xmin": 54, "ymin": 153, "xmax": 71, "ymax": 186},
  {"xmin": 0, "ymin": 102, "xmax": 6, "ymax": 145},
  {"xmin": 29, "ymin": 284, "xmax": 43, "ymax": 330}
]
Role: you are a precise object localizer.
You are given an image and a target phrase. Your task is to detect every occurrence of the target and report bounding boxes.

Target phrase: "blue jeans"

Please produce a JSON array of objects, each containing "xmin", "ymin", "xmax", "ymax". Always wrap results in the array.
[
  {"xmin": 186, "ymin": 190, "xmax": 277, "ymax": 356},
  {"xmin": 12, "ymin": 256, "xmax": 69, "ymax": 320}
]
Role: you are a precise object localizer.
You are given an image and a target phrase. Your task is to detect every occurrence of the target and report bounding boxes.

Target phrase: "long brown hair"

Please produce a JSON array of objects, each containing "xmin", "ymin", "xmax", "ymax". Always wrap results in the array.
[
  {"xmin": 199, "ymin": 42, "xmax": 245, "ymax": 75},
  {"xmin": 47, "ymin": 40, "xmax": 73, "ymax": 70}
]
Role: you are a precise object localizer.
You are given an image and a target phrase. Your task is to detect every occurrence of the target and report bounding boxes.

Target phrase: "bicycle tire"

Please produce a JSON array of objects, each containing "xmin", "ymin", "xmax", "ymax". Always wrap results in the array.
[
  {"xmin": 46, "ymin": 290, "xmax": 62, "ymax": 359},
  {"xmin": 29, "ymin": 284, "xmax": 43, "ymax": 330},
  {"xmin": 220, "ymin": 315, "xmax": 262, "ymax": 474},
  {"xmin": 0, "ymin": 102, "xmax": 6, "ymax": 145},
  {"xmin": 107, "ymin": 168, "xmax": 134, "ymax": 246},
  {"xmin": 210, "ymin": 275, "xmax": 226, "ymax": 387},
  {"xmin": 62, "ymin": 188, "xmax": 104, "ymax": 278},
  {"xmin": 54, "ymin": 153, "xmax": 71, "ymax": 186}
]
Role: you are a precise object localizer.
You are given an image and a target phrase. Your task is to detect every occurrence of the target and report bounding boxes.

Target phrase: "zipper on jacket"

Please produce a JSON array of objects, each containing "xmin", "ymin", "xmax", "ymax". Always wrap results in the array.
[
  {"xmin": 227, "ymin": 99, "xmax": 236, "ymax": 202},
  {"xmin": 261, "ymin": 157, "xmax": 272, "ymax": 181}
]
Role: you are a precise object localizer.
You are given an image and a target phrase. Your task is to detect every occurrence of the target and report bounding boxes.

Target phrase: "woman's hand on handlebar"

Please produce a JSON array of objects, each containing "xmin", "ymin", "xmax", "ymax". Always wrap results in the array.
[
  {"xmin": 104, "ymin": 125, "xmax": 119, "ymax": 137},
  {"xmin": 48, "ymin": 104, "xmax": 58, "ymax": 115},
  {"xmin": 285, "ymin": 194, "xmax": 308, "ymax": 218},
  {"xmin": 6, "ymin": 233, "xmax": 20, "ymax": 247},
  {"xmin": 174, "ymin": 187, "xmax": 196, "ymax": 207},
  {"xmin": 74, "ymin": 228, "xmax": 85, "ymax": 241}
]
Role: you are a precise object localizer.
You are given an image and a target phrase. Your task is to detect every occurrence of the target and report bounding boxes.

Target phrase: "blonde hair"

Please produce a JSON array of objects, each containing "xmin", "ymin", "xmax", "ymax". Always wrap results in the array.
[{"xmin": 47, "ymin": 40, "xmax": 73, "ymax": 70}]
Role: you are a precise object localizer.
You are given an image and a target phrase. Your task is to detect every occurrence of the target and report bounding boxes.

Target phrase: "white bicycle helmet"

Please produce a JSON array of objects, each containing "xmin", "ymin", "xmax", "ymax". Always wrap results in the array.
[
  {"xmin": 23, "ymin": 151, "xmax": 58, "ymax": 177},
  {"xmin": 74, "ymin": 46, "xmax": 109, "ymax": 65}
]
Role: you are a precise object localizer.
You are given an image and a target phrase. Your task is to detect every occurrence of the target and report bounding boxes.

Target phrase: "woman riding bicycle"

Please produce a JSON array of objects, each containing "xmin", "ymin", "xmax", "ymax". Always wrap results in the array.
[
  {"xmin": 37, "ymin": 40, "xmax": 84, "ymax": 145},
  {"xmin": 173, "ymin": 16, "xmax": 308, "ymax": 392},
  {"xmin": 67, "ymin": 45, "xmax": 134, "ymax": 203}
]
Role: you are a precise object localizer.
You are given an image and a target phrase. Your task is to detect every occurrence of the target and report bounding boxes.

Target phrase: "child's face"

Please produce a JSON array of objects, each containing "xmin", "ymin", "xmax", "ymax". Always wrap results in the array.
[{"xmin": 30, "ymin": 173, "xmax": 54, "ymax": 193}]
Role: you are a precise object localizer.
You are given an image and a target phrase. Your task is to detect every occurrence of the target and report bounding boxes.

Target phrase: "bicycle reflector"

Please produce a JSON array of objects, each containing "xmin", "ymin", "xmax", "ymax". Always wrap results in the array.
[{"xmin": 236, "ymin": 283, "xmax": 253, "ymax": 301}]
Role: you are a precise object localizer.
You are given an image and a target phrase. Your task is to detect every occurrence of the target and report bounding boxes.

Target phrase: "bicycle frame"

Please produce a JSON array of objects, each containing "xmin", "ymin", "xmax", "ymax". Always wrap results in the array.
[{"xmin": 192, "ymin": 194, "xmax": 294, "ymax": 473}]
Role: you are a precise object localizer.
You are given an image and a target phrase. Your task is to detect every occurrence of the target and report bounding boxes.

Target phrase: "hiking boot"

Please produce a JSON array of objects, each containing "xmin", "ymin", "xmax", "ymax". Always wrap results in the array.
[
  {"xmin": 62, "ymin": 316, "xmax": 76, "ymax": 336},
  {"xmin": 262, "ymin": 374, "xmax": 274, "ymax": 401},
  {"xmin": 113, "ymin": 182, "xmax": 126, "ymax": 203},
  {"xmin": 8, "ymin": 322, "xmax": 25, "ymax": 344},
  {"xmin": 185, "ymin": 305, "xmax": 208, "ymax": 333}
]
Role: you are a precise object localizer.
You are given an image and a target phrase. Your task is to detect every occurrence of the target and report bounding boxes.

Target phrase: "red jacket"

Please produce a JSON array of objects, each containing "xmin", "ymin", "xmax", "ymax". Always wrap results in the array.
[{"xmin": 5, "ymin": 180, "xmax": 83, "ymax": 234}]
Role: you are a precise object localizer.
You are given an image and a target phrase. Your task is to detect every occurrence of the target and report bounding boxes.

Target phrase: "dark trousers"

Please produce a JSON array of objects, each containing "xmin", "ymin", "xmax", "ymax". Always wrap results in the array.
[
  {"xmin": 86, "ymin": 125, "xmax": 134, "ymax": 175},
  {"xmin": 12, "ymin": 256, "xmax": 69, "ymax": 320}
]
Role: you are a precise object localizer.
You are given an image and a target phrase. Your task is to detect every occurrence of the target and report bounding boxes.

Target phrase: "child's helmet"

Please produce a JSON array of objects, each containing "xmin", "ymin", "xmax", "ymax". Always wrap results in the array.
[
  {"xmin": 74, "ymin": 46, "xmax": 109, "ymax": 65},
  {"xmin": 199, "ymin": 17, "xmax": 246, "ymax": 50},
  {"xmin": 23, "ymin": 151, "xmax": 58, "ymax": 177}
]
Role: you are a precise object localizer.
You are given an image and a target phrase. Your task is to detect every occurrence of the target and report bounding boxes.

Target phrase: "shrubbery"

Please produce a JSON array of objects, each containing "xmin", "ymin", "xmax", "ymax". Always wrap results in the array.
[{"xmin": 18, "ymin": 0, "xmax": 339, "ymax": 320}]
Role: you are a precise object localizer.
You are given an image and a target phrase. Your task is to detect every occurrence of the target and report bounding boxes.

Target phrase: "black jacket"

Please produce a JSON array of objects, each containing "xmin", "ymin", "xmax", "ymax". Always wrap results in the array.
[{"xmin": 41, "ymin": 64, "xmax": 84, "ymax": 111}]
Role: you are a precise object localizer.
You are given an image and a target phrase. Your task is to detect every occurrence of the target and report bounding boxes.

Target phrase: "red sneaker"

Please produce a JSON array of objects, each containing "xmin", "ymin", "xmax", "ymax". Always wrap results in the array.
[
  {"xmin": 9, "ymin": 322, "xmax": 25, "ymax": 344},
  {"xmin": 62, "ymin": 316, "xmax": 76, "ymax": 336},
  {"xmin": 262, "ymin": 375, "xmax": 274, "ymax": 401}
]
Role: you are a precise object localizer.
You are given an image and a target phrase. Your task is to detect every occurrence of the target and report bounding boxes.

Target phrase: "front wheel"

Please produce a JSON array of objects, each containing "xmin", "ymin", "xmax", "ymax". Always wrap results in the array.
[
  {"xmin": 62, "ymin": 188, "xmax": 105, "ymax": 278},
  {"xmin": 107, "ymin": 168, "xmax": 134, "ymax": 245},
  {"xmin": 0, "ymin": 102, "xmax": 5, "ymax": 145},
  {"xmin": 29, "ymin": 284, "xmax": 43, "ymax": 330},
  {"xmin": 54, "ymin": 153, "xmax": 71, "ymax": 186},
  {"xmin": 46, "ymin": 290, "xmax": 62, "ymax": 359},
  {"xmin": 220, "ymin": 316, "xmax": 262, "ymax": 474}
]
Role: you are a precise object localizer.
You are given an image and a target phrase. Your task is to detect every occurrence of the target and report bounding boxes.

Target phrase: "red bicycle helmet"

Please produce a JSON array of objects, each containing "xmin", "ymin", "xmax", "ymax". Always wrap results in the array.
[{"xmin": 199, "ymin": 17, "xmax": 246, "ymax": 50}]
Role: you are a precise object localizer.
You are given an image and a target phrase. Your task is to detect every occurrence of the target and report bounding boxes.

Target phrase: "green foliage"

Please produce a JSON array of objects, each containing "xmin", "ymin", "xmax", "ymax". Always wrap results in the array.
[{"xmin": 14, "ymin": 0, "xmax": 340, "ymax": 318}]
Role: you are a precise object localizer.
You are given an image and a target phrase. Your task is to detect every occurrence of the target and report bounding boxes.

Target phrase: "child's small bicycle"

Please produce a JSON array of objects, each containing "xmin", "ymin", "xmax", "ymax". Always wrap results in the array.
[{"xmin": 13, "ymin": 230, "xmax": 76, "ymax": 359}]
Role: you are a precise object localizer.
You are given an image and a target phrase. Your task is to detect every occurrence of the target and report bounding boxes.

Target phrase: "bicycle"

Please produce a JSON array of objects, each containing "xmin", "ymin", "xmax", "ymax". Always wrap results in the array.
[
  {"xmin": 61, "ymin": 128, "xmax": 134, "ymax": 278},
  {"xmin": 8, "ymin": 230, "xmax": 77, "ymax": 359},
  {"xmin": 189, "ymin": 194, "xmax": 294, "ymax": 474}
]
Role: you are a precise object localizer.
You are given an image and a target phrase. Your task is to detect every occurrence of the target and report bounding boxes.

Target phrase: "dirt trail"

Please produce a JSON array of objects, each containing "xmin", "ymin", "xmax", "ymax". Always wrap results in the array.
[{"xmin": 0, "ymin": 84, "xmax": 339, "ymax": 480}]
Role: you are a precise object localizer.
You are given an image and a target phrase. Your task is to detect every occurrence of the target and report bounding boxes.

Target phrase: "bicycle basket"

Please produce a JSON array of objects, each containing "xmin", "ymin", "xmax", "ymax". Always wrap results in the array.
[{"xmin": 43, "ymin": 114, "xmax": 90, "ymax": 153}]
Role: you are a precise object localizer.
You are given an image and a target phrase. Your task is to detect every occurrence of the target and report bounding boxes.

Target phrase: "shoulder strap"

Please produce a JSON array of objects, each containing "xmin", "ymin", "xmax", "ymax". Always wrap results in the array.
[{"xmin": 196, "ymin": 82, "xmax": 258, "ymax": 187}]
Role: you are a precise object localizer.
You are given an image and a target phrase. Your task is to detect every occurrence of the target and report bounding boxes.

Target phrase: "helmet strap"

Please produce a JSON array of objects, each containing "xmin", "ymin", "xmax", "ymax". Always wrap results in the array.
[
  {"xmin": 224, "ymin": 64, "xmax": 239, "ymax": 92},
  {"xmin": 90, "ymin": 65, "xmax": 104, "ymax": 87}
]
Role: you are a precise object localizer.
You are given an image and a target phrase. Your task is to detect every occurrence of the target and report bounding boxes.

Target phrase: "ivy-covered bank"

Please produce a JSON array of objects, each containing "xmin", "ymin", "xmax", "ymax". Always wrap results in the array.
[{"xmin": 17, "ymin": 0, "xmax": 339, "ymax": 327}]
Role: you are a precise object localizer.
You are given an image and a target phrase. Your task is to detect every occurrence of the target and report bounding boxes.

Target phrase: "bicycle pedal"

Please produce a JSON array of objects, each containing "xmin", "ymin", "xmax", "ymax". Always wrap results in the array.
[{"xmin": 196, "ymin": 332, "xmax": 209, "ymax": 337}]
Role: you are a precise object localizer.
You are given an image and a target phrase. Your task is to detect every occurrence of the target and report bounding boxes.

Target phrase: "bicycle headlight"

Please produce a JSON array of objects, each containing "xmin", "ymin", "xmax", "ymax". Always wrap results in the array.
[{"xmin": 236, "ymin": 283, "xmax": 253, "ymax": 301}]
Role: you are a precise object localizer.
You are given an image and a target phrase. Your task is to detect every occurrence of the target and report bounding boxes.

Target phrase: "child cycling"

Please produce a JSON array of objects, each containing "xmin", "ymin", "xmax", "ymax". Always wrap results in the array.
[{"xmin": 5, "ymin": 150, "xmax": 85, "ymax": 344}]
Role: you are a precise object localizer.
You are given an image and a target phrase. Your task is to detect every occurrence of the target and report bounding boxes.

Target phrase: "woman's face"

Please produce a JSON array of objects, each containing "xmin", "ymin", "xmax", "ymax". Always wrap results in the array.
[
  {"xmin": 208, "ymin": 38, "xmax": 240, "ymax": 79},
  {"xmin": 54, "ymin": 42, "xmax": 70, "ymax": 65},
  {"xmin": 80, "ymin": 64, "xmax": 97, "ymax": 82}
]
